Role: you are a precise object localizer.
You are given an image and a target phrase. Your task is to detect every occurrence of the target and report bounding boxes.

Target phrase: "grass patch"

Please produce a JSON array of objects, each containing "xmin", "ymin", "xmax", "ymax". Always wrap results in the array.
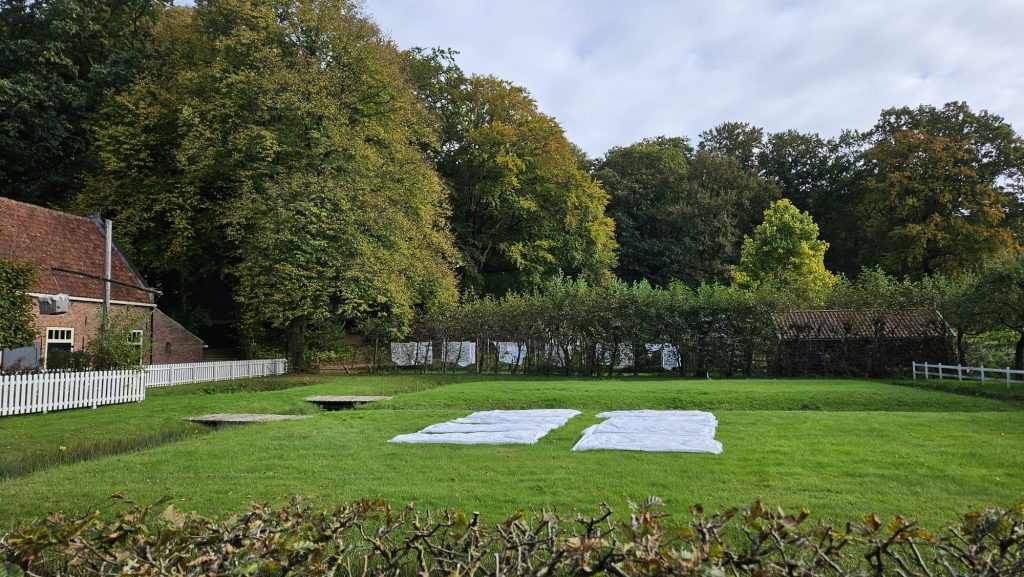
[
  {"xmin": 891, "ymin": 377, "xmax": 1024, "ymax": 404},
  {"xmin": 0, "ymin": 376, "xmax": 1021, "ymax": 530}
]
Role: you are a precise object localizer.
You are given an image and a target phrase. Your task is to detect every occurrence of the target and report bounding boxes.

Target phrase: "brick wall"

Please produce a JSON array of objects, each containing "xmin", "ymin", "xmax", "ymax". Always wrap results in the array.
[
  {"xmin": 30, "ymin": 300, "xmax": 204, "ymax": 366},
  {"xmin": 151, "ymin": 308, "xmax": 205, "ymax": 364},
  {"xmin": 32, "ymin": 301, "xmax": 151, "ymax": 367}
]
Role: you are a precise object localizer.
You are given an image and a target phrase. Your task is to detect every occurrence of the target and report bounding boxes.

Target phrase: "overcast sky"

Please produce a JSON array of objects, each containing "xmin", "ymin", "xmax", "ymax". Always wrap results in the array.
[
  {"xmin": 361, "ymin": 0, "xmax": 1024, "ymax": 156},
  {"xmin": 173, "ymin": 1, "xmax": 1024, "ymax": 157}
]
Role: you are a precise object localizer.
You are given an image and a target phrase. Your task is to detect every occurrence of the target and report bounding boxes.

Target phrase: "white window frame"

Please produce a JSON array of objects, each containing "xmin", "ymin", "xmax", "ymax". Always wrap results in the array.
[
  {"xmin": 46, "ymin": 327, "xmax": 74, "ymax": 346},
  {"xmin": 129, "ymin": 329, "xmax": 145, "ymax": 363},
  {"xmin": 45, "ymin": 327, "xmax": 75, "ymax": 370}
]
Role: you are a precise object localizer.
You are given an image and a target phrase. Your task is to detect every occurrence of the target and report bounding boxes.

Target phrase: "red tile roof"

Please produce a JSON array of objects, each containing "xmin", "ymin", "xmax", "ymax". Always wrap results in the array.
[
  {"xmin": 0, "ymin": 197, "xmax": 154, "ymax": 303},
  {"xmin": 775, "ymin": 308, "xmax": 949, "ymax": 340}
]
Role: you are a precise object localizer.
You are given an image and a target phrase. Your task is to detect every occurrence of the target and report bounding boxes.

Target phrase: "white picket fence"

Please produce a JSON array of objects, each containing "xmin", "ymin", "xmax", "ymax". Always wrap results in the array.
[
  {"xmin": 144, "ymin": 359, "xmax": 288, "ymax": 388},
  {"xmin": 0, "ymin": 359, "xmax": 289, "ymax": 417},
  {"xmin": 0, "ymin": 370, "xmax": 145, "ymax": 416},
  {"xmin": 912, "ymin": 361, "xmax": 1021, "ymax": 388}
]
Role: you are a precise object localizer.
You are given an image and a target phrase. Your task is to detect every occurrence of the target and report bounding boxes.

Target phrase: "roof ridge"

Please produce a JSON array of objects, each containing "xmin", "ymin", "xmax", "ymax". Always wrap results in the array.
[{"xmin": 0, "ymin": 195, "xmax": 96, "ymax": 223}]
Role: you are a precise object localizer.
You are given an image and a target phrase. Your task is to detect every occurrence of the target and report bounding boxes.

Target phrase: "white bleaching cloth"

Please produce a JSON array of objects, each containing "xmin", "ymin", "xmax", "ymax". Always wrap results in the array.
[
  {"xmin": 544, "ymin": 343, "xmax": 571, "ymax": 367},
  {"xmin": 660, "ymin": 344, "xmax": 681, "ymax": 370},
  {"xmin": 389, "ymin": 409, "xmax": 580, "ymax": 445},
  {"xmin": 573, "ymin": 432, "xmax": 723, "ymax": 453},
  {"xmin": 495, "ymin": 341, "xmax": 527, "ymax": 365},
  {"xmin": 390, "ymin": 342, "xmax": 432, "ymax": 366},
  {"xmin": 596, "ymin": 343, "xmax": 633, "ymax": 369},
  {"xmin": 443, "ymin": 341, "xmax": 476, "ymax": 367},
  {"xmin": 644, "ymin": 343, "xmax": 681, "ymax": 370},
  {"xmin": 573, "ymin": 410, "xmax": 722, "ymax": 454}
]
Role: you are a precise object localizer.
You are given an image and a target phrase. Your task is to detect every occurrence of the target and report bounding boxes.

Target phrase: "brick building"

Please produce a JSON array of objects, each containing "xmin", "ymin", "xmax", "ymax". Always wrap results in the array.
[{"xmin": 0, "ymin": 197, "xmax": 204, "ymax": 367}]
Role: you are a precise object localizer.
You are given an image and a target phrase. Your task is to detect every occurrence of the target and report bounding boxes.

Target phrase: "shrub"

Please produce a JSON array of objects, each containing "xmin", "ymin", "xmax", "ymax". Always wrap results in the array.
[
  {"xmin": 85, "ymin": 311, "xmax": 149, "ymax": 370},
  {"xmin": 0, "ymin": 260, "xmax": 36, "ymax": 350},
  {"xmin": 2, "ymin": 498, "xmax": 1022, "ymax": 576}
]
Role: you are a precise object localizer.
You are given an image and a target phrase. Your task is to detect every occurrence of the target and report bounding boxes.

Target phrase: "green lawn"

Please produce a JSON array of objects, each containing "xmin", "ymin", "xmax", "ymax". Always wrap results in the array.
[{"xmin": 0, "ymin": 375, "xmax": 1021, "ymax": 530}]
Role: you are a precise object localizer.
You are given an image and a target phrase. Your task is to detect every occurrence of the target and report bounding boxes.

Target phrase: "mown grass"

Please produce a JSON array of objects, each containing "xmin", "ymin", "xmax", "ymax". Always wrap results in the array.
[
  {"xmin": 0, "ymin": 374, "xmax": 456, "ymax": 481},
  {"xmin": 891, "ymin": 377, "xmax": 1024, "ymax": 404},
  {"xmin": 0, "ymin": 375, "xmax": 1022, "ymax": 530}
]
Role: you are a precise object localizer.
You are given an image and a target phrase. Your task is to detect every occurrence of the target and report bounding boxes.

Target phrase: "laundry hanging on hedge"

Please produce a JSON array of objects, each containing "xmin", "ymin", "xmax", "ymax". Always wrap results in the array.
[
  {"xmin": 572, "ymin": 410, "xmax": 722, "ymax": 454},
  {"xmin": 390, "ymin": 342, "xmax": 432, "ymax": 366},
  {"xmin": 389, "ymin": 409, "xmax": 580, "ymax": 445},
  {"xmin": 495, "ymin": 342, "xmax": 527, "ymax": 365},
  {"xmin": 644, "ymin": 343, "xmax": 681, "ymax": 370},
  {"xmin": 596, "ymin": 343, "xmax": 633, "ymax": 369},
  {"xmin": 443, "ymin": 341, "xmax": 476, "ymax": 367}
]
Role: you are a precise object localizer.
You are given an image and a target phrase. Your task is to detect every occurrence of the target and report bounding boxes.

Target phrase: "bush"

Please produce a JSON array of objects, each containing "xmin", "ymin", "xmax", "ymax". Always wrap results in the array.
[
  {"xmin": 85, "ymin": 311, "xmax": 149, "ymax": 370},
  {"xmin": 2, "ymin": 497, "xmax": 1022, "ymax": 576},
  {"xmin": 0, "ymin": 260, "xmax": 36, "ymax": 350}
]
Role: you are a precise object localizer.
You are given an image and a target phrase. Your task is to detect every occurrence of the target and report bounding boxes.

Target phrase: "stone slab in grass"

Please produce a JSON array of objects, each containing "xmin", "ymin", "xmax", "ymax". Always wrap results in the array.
[
  {"xmin": 185, "ymin": 413, "xmax": 311, "ymax": 426},
  {"xmin": 304, "ymin": 395, "xmax": 392, "ymax": 410}
]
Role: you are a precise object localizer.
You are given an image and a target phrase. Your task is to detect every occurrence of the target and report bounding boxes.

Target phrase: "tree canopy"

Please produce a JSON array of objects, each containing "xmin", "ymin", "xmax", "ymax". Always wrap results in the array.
[
  {"xmin": 406, "ymin": 49, "xmax": 617, "ymax": 296},
  {"xmin": 734, "ymin": 199, "xmax": 836, "ymax": 305},
  {"xmin": 0, "ymin": 0, "xmax": 166, "ymax": 206},
  {"xmin": 76, "ymin": 0, "xmax": 459, "ymax": 365}
]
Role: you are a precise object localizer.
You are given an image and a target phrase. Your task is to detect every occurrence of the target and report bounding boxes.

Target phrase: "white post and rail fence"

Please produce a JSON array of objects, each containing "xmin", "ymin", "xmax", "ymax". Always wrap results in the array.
[
  {"xmin": 912, "ymin": 361, "xmax": 1021, "ymax": 388},
  {"xmin": 0, "ymin": 358, "xmax": 287, "ymax": 417}
]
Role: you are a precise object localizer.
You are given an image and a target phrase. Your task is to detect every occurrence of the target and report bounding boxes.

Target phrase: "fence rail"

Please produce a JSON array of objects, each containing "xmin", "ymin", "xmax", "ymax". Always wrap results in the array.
[
  {"xmin": 912, "ymin": 361, "xmax": 1022, "ymax": 388},
  {"xmin": 0, "ymin": 370, "xmax": 145, "ymax": 416},
  {"xmin": 144, "ymin": 359, "xmax": 288, "ymax": 388}
]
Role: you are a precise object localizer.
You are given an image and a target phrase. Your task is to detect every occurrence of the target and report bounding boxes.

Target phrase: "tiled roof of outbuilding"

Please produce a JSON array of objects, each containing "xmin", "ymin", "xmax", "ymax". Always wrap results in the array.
[
  {"xmin": 775, "ymin": 308, "xmax": 949, "ymax": 340},
  {"xmin": 0, "ymin": 197, "xmax": 154, "ymax": 303}
]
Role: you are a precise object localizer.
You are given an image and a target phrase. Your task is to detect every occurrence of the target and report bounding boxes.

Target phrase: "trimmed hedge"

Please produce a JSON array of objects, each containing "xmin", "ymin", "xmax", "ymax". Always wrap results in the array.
[{"xmin": 2, "ymin": 497, "xmax": 1022, "ymax": 576}]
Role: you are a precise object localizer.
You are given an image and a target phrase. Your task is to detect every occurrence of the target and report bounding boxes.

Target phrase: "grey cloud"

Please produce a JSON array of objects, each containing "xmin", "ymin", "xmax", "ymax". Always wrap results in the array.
[{"xmin": 173, "ymin": 1, "xmax": 1024, "ymax": 156}]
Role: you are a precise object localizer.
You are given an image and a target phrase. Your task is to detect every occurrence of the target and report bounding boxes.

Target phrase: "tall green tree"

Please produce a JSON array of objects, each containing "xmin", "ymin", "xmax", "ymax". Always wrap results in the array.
[
  {"xmin": 77, "ymin": 0, "xmax": 459, "ymax": 365},
  {"xmin": 735, "ymin": 199, "xmax": 836, "ymax": 305},
  {"xmin": 405, "ymin": 50, "xmax": 617, "ymax": 296},
  {"xmin": 698, "ymin": 121, "xmax": 764, "ymax": 171},
  {"xmin": 0, "ymin": 0, "xmax": 166, "ymax": 206},
  {"xmin": 673, "ymin": 151, "xmax": 778, "ymax": 286},
  {"xmin": 758, "ymin": 130, "xmax": 867, "ymax": 276},
  {"xmin": 974, "ymin": 252, "xmax": 1024, "ymax": 370},
  {"xmin": 596, "ymin": 136, "xmax": 692, "ymax": 285},
  {"xmin": 596, "ymin": 138, "xmax": 776, "ymax": 288},
  {"xmin": 859, "ymin": 102, "xmax": 1024, "ymax": 277}
]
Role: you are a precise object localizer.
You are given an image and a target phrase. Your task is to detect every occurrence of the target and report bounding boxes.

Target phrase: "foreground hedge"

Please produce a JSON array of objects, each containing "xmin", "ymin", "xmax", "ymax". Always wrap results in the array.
[
  {"xmin": 1, "ymin": 497, "xmax": 1022, "ymax": 576},
  {"xmin": 2, "ymin": 496, "xmax": 1024, "ymax": 577}
]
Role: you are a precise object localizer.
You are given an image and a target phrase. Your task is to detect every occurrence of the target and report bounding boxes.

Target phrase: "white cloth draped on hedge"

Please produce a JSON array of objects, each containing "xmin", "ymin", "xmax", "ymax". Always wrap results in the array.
[
  {"xmin": 495, "ymin": 341, "xmax": 527, "ymax": 365},
  {"xmin": 390, "ymin": 342, "xmax": 432, "ymax": 366},
  {"xmin": 443, "ymin": 341, "xmax": 476, "ymax": 367}
]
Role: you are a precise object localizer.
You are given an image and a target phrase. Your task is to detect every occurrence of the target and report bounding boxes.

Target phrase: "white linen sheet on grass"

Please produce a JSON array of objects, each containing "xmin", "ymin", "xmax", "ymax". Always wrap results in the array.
[
  {"xmin": 572, "ymin": 410, "xmax": 722, "ymax": 454},
  {"xmin": 389, "ymin": 409, "xmax": 580, "ymax": 445}
]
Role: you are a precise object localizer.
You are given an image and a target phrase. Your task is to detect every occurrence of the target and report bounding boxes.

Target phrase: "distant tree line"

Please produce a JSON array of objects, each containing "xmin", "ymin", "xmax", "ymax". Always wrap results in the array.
[{"xmin": 2, "ymin": 0, "xmax": 1023, "ymax": 369}]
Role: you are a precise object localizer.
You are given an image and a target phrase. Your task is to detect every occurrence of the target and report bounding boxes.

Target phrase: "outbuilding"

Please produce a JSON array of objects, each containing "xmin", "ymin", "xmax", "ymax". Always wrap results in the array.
[{"xmin": 774, "ymin": 308, "xmax": 952, "ymax": 376}]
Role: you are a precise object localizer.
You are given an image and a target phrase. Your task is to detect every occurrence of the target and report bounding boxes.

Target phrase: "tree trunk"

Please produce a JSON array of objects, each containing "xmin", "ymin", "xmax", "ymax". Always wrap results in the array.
[{"xmin": 287, "ymin": 317, "xmax": 306, "ymax": 372}]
